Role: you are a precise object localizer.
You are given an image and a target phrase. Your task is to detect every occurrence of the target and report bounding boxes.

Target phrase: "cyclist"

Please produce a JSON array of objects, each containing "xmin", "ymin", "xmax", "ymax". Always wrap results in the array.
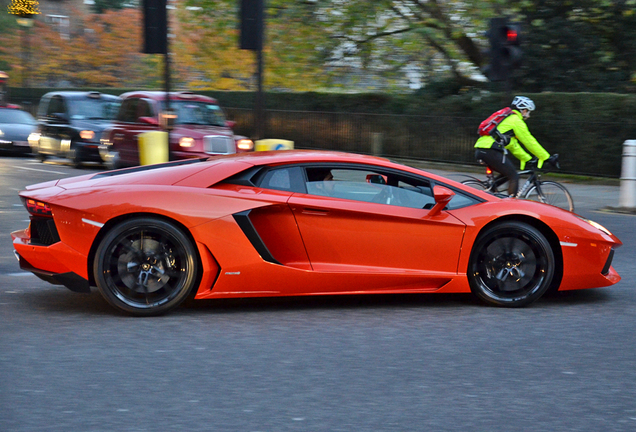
[{"xmin": 474, "ymin": 96, "xmax": 552, "ymax": 197}]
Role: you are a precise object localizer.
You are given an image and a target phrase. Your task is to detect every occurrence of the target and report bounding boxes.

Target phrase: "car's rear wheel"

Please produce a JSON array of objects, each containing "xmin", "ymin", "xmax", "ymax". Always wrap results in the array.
[
  {"xmin": 468, "ymin": 221, "xmax": 554, "ymax": 307},
  {"xmin": 94, "ymin": 218, "xmax": 199, "ymax": 316}
]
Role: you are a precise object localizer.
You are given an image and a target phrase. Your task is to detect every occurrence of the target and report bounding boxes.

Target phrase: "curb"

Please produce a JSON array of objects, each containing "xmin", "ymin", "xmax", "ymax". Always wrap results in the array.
[{"xmin": 599, "ymin": 206, "xmax": 636, "ymax": 215}]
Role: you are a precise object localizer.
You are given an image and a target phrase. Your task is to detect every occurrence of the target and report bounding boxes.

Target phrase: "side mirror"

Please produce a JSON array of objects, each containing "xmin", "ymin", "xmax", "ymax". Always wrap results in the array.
[
  {"xmin": 428, "ymin": 186, "xmax": 455, "ymax": 216},
  {"xmin": 226, "ymin": 120, "xmax": 236, "ymax": 129},
  {"xmin": 366, "ymin": 174, "xmax": 387, "ymax": 184},
  {"xmin": 138, "ymin": 116, "xmax": 159, "ymax": 126}
]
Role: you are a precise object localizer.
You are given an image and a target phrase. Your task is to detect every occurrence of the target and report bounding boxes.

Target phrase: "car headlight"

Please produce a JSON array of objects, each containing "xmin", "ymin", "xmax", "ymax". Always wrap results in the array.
[
  {"xmin": 237, "ymin": 139, "xmax": 254, "ymax": 151},
  {"xmin": 80, "ymin": 130, "xmax": 95, "ymax": 141},
  {"xmin": 28, "ymin": 132, "xmax": 40, "ymax": 146},
  {"xmin": 179, "ymin": 137, "xmax": 195, "ymax": 148},
  {"xmin": 577, "ymin": 216, "xmax": 613, "ymax": 236}
]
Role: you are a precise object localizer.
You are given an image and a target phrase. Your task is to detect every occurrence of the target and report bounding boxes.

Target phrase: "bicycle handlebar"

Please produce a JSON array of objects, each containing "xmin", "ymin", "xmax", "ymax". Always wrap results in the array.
[{"xmin": 525, "ymin": 154, "xmax": 560, "ymax": 172}]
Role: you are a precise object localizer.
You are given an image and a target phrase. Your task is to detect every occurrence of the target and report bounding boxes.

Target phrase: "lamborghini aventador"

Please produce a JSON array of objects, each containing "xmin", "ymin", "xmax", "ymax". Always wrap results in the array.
[{"xmin": 11, "ymin": 151, "xmax": 621, "ymax": 315}]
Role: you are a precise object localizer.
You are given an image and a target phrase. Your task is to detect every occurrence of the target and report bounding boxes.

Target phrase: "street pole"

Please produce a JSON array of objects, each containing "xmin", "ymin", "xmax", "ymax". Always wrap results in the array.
[
  {"xmin": 255, "ymin": 48, "xmax": 265, "ymax": 140},
  {"xmin": 165, "ymin": 16, "xmax": 170, "ymax": 148}
]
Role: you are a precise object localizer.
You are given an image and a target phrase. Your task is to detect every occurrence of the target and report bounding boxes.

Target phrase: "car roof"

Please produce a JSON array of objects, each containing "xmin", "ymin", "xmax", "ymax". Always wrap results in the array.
[
  {"xmin": 213, "ymin": 150, "xmax": 429, "ymax": 175},
  {"xmin": 41, "ymin": 91, "xmax": 120, "ymax": 100},
  {"xmin": 118, "ymin": 91, "xmax": 218, "ymax": 104},
  {"xmin": 224, "ymin": 150, "xmax": 388, "ymax": 165}
]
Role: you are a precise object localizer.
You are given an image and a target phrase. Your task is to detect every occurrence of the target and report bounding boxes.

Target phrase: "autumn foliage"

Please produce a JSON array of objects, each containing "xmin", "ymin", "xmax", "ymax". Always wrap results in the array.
[{"xmin": 0, "ymin": 7, "xmax": 169, "ymax": 88}]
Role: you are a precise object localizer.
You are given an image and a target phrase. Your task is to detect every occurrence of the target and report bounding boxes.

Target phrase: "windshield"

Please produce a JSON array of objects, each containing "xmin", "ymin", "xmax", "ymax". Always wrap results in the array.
[
  {"xmin": 68, "ymin": 99, "xmax": 120, "ymax": 120},
  {"xmin": 161, "ymin": 100, "xmax": 227, "ymax": 127},
  {"xmin": 0, "ymin": 108, "xmax": 36, "ymax": 125}
]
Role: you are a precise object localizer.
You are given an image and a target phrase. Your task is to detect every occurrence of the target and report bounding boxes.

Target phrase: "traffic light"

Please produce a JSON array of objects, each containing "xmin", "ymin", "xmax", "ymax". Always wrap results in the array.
[
  {"xmin": 485, "ymin": 18, "xmax": 523, "ymax": 81},
  {"xmin": 142, "ymin": 0, "xmax": 167, "ymax": 54},
  {"xmin": 240, "ymin": 0, "xmax": 264, "ymax": 51},
  {"xmin": 504, "ymin": 23, "xmax": 523, "ymax": 70}
]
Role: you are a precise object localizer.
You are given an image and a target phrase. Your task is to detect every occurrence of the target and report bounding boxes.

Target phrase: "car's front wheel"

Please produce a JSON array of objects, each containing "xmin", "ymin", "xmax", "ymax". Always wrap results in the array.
[
  {"xmin": 93, "ymin": 218, "xmax": 199, "ymax": 316},
  {"xmin": 468, "ymin": 221, "xmax": 554, "ymax": 307},
  {"xmin": 67, "ymin": 145, "xmax": 82, "ymax": 168}
]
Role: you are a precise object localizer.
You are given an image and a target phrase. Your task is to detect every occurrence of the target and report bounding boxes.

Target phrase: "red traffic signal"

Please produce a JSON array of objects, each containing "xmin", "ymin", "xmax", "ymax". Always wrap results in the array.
[
  {"xmin": 507, "ymin": 28, "xmax": 518, "ymax": 43},
  {"xmin": 485, "ymin": 18, "xmax": 523, "ymax": 81}
]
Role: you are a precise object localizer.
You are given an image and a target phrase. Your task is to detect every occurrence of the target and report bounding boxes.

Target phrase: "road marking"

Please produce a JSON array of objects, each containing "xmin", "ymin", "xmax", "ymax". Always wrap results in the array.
[{"xmin": 15, "ymin": 166, "xmax": 67, "ymax": 175}]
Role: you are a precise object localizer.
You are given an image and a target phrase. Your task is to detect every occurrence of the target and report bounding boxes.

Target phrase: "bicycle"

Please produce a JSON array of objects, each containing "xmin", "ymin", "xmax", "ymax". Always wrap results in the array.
[{"xmin": 461, "ymin": 154, "xmax": 575, "ymax": 212}]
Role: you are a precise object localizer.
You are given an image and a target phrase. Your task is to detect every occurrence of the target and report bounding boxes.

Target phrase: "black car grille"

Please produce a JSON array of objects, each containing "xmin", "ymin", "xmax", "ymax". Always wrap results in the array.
[{"xmin": 30, "ymin": 217, "xmax": 60, "ymax": 246}]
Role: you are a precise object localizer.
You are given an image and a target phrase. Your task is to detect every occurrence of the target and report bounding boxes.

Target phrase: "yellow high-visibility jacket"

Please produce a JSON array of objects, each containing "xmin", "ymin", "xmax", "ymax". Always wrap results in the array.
[{"xmin": 475, "ymin": 109, "xmax": 550, "ymax": 169}]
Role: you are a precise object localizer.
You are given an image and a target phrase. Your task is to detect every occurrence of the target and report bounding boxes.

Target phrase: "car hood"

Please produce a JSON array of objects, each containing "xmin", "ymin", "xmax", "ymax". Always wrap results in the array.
[
  {"xmin": 0, "ymin": 122, "xmax": 37, "ymax": 138},
  {"xmin": 171, "ymin": 125, "xmax": 233, "ymax": 138}
]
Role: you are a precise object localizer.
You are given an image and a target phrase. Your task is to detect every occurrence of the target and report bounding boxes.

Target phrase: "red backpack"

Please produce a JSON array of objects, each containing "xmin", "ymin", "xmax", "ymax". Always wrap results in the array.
[{"xmin": 477, "ymin": 107, "xmax": 513, "ymax": 137}]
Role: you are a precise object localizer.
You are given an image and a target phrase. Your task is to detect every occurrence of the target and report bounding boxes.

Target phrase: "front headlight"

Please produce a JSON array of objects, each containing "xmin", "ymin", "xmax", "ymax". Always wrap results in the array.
[
  {"xmin": 577, "ymin": 216, "xmax": 613, "ymax": 236},
  {"xmin": 237, "ymin": 139, "xmax": 254, "ymax": 151},
  {"xmin": 179, "ymin": 137, "xmax": 195, "ymax": 148},
  {"xmin": 28, "ymin": 132, "xmax": 41, "ymax": 146}
]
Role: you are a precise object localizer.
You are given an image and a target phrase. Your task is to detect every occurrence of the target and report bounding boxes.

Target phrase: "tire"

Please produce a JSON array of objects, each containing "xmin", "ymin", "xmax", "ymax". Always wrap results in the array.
[
  {"xmin": 105, "ymin": 150, "xmax": 122, "ymax": 170},
  {"xmin": 36, "ymin": 152, "xmax": 47, "ymax": 162},
  {"xmin": 468, "ymin": 221, "xmax": 555, "ymax": 307},
  {"xmin": 524, "ymin": 181, "xmax": 574, "ymax": 212},
  {"xmin": 93, "ymin": 218, "xmax": 199, "ymax": 316},
  {"xmin": 68, "ymin": 146, "xmax": 82, "ymax": 168}
]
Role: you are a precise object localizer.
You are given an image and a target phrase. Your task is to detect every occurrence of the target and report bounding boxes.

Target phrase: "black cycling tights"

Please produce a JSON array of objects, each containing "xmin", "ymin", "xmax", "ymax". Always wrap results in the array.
[{"xmin": 474, "ymin": 148, "xmax": 519, "ymax": 196}]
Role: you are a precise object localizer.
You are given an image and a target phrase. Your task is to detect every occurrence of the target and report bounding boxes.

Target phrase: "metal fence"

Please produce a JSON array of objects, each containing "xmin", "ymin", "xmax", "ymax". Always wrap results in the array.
[
  {"xmin": 226, "ymin": 107, "xmax": 631, "ymax": 178},
  {"xmin": 12, "ymin": 94, "xmax": 630, "ymax": 177},
  {"xmin": 227, "ymin": 108, "xmax": 479, "ymax": 164}
]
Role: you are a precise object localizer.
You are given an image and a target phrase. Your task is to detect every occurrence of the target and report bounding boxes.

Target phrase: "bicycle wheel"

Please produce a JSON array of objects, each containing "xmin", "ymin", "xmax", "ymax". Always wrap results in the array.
[
  {"xmin": 524, "ymin": 181, "xmax": 574, "ymax": 212},
  {"xmin": 461, "ymin": 179, "xmax": 491, "ymax": 192}
]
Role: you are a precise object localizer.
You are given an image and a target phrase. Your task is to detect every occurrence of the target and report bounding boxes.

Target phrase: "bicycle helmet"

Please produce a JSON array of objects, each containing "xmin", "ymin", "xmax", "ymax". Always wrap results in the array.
[{"xmin": 511, "ymin": 96, "xmax": 535, "ymax": 111}]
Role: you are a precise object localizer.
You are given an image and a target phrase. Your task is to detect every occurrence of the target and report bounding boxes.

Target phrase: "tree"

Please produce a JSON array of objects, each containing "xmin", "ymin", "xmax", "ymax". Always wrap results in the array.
[
  {"xmin": 514, "ymin": 0, "xmax": 636, "ymax": 93},
  {"xmin": 91, "ymin": 0, "xmax": 129, "ymax": 15}
]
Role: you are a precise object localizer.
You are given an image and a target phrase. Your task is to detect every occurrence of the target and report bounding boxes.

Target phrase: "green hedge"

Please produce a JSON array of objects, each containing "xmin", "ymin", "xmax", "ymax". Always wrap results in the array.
[{"xmin": 9, "ymin": 88, "xmax": 636, "ymax": 177}]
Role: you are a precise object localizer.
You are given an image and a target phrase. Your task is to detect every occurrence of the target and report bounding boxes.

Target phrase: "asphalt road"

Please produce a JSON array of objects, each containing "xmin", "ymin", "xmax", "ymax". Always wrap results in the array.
[{"xmin": 1, "ymin": 155, "xmax": 635, "ymax": 432}]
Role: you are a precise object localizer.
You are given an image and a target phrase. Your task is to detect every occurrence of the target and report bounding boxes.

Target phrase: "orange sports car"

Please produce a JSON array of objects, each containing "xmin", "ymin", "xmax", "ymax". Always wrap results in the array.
[{"xmin": 11, "ymin": 151, "xmax": 621, "ymax": 316}]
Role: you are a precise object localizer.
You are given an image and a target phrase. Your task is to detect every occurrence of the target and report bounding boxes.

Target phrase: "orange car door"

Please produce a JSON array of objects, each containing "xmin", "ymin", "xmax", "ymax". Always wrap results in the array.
[{"xmin": 288, "ymin": 170, "xmax": 466, "ymax": 278}]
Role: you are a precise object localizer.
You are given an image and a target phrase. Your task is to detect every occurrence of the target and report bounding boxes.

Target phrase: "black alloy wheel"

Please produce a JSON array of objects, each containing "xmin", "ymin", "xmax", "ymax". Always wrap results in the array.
[
  {"xmin": 94, "ymin": 218, "xmax": 199, "ymax": 316},
  {"xmin": 468, "ymin": 221, "xmax": 555, "ymax": 307}
]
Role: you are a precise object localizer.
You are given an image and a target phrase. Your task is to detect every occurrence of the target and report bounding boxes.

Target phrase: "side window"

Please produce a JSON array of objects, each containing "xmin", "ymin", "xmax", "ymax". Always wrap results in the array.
[
  {"xmin": 117, "ymin": 98, "xmax": 138, "ymax": 122},
  {"xmin": 47, "ymin": 95, "xmax": 66, "ymax": 115},
  {"xmin": 37, "ymin": 96, "xmax": 51, "ymax": 118},
  {"xmin": 446, "ymin": 190, "xmax": 479, "ymax": 210},
  {"xmin": 304, "ymin": 167, "xmax": 437, "ymax": 209},
  {"xmin": 259, "ymin": 167, "xmax": 304, "ymax": 192},
  {"xmin": 138, "ymin": 99, "xmax": 154, "ymax": 119}
]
